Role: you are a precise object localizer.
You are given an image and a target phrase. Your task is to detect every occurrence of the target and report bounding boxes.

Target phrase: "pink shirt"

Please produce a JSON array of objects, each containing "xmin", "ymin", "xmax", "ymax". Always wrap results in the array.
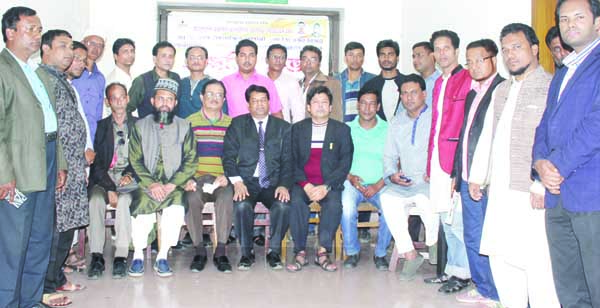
[
  {"xmin": 461, "ymin": 73, "xmax": 497, "ymax": 180},
  {"xmin": 222, "ymin": 70, "xmax": 283, "ymax": 118}
]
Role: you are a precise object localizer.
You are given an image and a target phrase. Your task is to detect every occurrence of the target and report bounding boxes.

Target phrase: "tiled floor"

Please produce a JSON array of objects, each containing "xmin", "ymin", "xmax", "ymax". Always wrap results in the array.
[{"xmin": 65, "ymin": 237, "xmax": 485, "ymax": 308}]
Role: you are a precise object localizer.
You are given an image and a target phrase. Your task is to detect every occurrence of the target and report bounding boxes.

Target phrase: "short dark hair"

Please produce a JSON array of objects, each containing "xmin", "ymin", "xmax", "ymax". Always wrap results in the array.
[
  {"xmin": 266, "ymin": 44, "xmax": 287, "ymax": 58},
  {"xmin": 344, "ymin": 41, "xmax": 365, "ymax": 54},
  {"xmin": 306, "ymin": 85, "xmax": 333, "ymax": 105},
  {"xmin": 545, "ymin": 26, "xmax": 574, "ymax": 52},
  {"xmin": 235, "ymin": 39, "xmax": 258, "ymax": 56},
  {"xmin": 300, "ymin": 45, "xmax": 322, "ymax": 62},
  {"xmin": 112, "ymin": 38, "xmax": 135, "ymax": 55},
  {"xmin": 152, "ymin": 41, "xmax": 175, "ymax": 56},
  {"xmin": 412, "ymin": 41, "xmax": 434, "ymax": 53},
  {"xmin": 245, "ymin": 84, "xmax": 270, "ymax": 103},
  {"xmin": 105, "ymin": 82, "xmax": 128, "ymax": 98},
  {"xmin": 72, "ymin": 41, "xmax": 87, "ymax": 52},
  {"xmin": 376, "ymin": 39, "xmax": 400, "ymax": 57},
  {"xmin": 185, "ymin": 45, "xmax": 208, "ymax": 59},
  {"xmin": 466, "ymin": 39, "xmax": 499, "ymax": 57},
  {"xmin": 40, "ymin": 29, "xmax": 72, "ymax": 58},
  {"xmin": 557, "ymin": 0, "xmax": 600, "ymax": 20},
  {"xmin": 357, "ymin": 88, "xmax": 381, "ymax": 105},
  {"xmin": 399, "ymin": 74, "xmax": 426, "ymax": 91},
  {"xmin": 201, "ymin": 79, "xmax": 226, "ymax": 97},
  {"xmin": 2, "ymin": 6, "xmax": 36, "ymax": 43},
  {"xmin": 500, "ymin": 23, "xmax": 540, "ymax": 47},
  {"xmin": 430, "ymin": 30, "xmax": 460, "ymax": 49}
]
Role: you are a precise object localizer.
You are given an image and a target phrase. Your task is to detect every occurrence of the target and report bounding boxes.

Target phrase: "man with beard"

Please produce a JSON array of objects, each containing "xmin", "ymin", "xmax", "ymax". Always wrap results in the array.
[
  {"xmin": 361, "ymin": 39, "xmax": 407, "ymax": 120},
  {"xmin": 127, "ymin": 78, "xmax": 196, "ymax": 277}
]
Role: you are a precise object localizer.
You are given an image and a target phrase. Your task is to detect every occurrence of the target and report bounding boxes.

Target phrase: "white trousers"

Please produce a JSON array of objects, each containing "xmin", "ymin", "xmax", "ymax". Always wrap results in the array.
[
  {"xmin": 131, "ymin": 205, "xmax": 185, "ymax": 260},
  {"xmin": 380, "ymin": 193, "xmax": 439, "ymax": 254}
]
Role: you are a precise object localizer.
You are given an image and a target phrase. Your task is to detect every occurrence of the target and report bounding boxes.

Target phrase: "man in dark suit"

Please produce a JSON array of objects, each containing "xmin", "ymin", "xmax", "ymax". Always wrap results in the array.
[
  {"xmin": 222, "ymin": 84, "xmax": 292, "ymax": 271},
  {"xmin": 287, "ymin": 85, "xmax": 354, "ymax": 272}
]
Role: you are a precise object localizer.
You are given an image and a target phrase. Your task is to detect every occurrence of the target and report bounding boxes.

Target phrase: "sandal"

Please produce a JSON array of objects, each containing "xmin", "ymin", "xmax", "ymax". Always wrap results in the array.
[
  {"xmin": 64, "ymin": 251, "xmax": 86, "ymax": 273},
  {"xmin": 286, "ymin": 251, "xmax": 308, "ymax": 272},
  {"xmin": 42, "ymin": 293, "xmax": 72, "ymax": 307},
  {"xmin": 56, "ymin": 281, "xmax": 86, "ymax": 292},
  {"xmin": 438, "ymin": 276, "xmax": 471, "ymax": 293},
  {"xmin": 314, "ymin": 250, "xmax": 337, "ymax": 272}
]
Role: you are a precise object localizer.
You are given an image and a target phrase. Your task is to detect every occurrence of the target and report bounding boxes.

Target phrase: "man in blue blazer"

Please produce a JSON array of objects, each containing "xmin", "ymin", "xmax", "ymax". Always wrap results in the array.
[{"xmin": 533, "ymin": 0, "xmax": 600, "ymax": 306}]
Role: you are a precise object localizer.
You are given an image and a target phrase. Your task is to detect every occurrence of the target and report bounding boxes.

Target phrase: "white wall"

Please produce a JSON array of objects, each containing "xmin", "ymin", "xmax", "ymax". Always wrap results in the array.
[{"xmin": 2, "ymin": 0, "xmax": 531, "ymax": 78}]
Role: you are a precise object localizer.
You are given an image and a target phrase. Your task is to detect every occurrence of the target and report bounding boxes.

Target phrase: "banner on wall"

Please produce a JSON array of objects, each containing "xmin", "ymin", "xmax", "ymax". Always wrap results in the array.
[{"xmin": 167, "ymin": 10, "xmax": 330, "ymax": 80}]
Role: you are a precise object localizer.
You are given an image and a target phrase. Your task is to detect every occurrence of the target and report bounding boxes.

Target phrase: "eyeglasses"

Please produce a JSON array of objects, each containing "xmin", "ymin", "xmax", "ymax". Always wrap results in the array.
[
  {"xmin": 466, "ymin": 56, "xmax": 493, "ymax": 67},
  {"xmin": 116, "ymin": 131, "xmax": 125, "ymax": 145},
  {"xmin": 205, "ymin": 92, "xmax": 224, "ymax": 99}
]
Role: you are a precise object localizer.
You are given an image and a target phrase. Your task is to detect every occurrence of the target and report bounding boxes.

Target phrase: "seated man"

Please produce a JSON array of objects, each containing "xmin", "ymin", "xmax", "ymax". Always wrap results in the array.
[
  {"xmin": 183, "ymin": 79, "xmax": 234, "ymax": 273},
  {"xmin": 127, "ymin": 78, "xmax": 196, "ymax": 277},
  {"xmin": 87, "ymin": 82, "xmax": 137, "ymax": 279},
  {"xmin": 341, "ymin": 88, "xmax": 392, "ymax": 270},
  {"xmin": 380, "ymin": 74, "xmax": 439, "ymax": 280},
  {"xmin": 222, "ymin": 84, "xmax": 292, "ymax": 271},
  {"xmin": 288, "ymin": 86, "xmax": 354, "ymax": 272}
]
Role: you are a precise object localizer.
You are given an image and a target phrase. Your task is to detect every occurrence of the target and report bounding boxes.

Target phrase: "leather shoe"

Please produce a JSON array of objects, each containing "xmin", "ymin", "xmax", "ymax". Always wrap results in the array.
[
  {"xmin": 213, "ymin": 255, "xmax": 232, "ymax": 273},
  {"xmin": 344, "ymin": 254, "xmax": 360, "ymax": 268},
  {"xmin": 266, "ymin": 251, "xmax": 283, "ymax": 270},
  {"xmin": 112, "ymin": 257, "xmax": 127, "ymax": 279},
  {"xmin": 373, "ymin": 255, "xmax": 389, "ymax": 271},
  {"xmin": 190, "ymin": 255, "xmax": 208, "ymax": 272},
  {"xmin": 87, "ymin": 253, "xmax": 105, "ymax": 280},
  {"xmin": 238, "ymin": 254, "xmax": 255, "ymax": 271}
]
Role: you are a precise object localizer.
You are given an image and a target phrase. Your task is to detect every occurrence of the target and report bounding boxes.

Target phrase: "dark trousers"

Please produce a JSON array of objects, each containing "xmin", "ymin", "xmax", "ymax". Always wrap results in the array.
[
  {"xmin": 0, "ymin": 140, "xmax": 56, "ymax": 308},
  {"xmin": 436, "ymin": 220, "xmax": 448, "ymax": 277},
  {"xmin": 461, "ymin": 182, "xmax": 498, "ymax": 300},
  {"xmin": 44, "ymin": 228, "xmax": 74, "ymax": 294},
  {"xmin": 233, "ymin": 180, "xmax": 289, "ymax": 256},
  {"xmin": 408, "ymin": 216, "xmax": 423, "ymax": 241},
  {"xmin": 185, "ymin": 175, "xmax": 233, "ymax": 247},
  {"xmin": 289, "ymin": 185, "xmax": 342, "ymax": 253},
  {"xmin": 546, "ymin": 198, "xmax": 600, "ymax": 308}
]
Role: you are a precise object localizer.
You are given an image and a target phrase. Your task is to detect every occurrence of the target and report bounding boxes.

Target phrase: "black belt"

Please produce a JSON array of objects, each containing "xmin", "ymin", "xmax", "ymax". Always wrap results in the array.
[{"xmin": 45, "ymin": 131, "xmax": 57, "ymax": 142}]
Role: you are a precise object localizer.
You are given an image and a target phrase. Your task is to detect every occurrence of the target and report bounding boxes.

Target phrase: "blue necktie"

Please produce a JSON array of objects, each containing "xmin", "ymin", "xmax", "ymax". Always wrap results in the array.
[{"xmin": 258, "ymin": 121, "xmax": 269, "ymax": 188}]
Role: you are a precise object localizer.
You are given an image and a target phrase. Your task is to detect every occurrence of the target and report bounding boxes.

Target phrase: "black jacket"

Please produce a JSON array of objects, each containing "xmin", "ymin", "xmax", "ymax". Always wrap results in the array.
[
  {"xmin": 222, "ymin": 114, "xmax": 293, "ymax": 190},
  {"xmin": 291, "ymin": 118, "xmax": 354, "ymax": 191},
  {"xmin": 452, "ymin": 74, "xmax": 505, "ymax": 191},
  {"xmin": 89, "ymin": 115, "xmax": 138, "ymax": 192},
  {"xmin": 360, "ymin": 70, "xmax": 407, "ymax": 121}
]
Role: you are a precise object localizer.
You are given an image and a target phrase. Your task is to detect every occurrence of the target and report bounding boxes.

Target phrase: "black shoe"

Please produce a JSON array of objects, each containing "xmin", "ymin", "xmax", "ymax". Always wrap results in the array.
[
  {"xmin": 202, "ymin": 233, "xmax": 213, "ymax": 248},
  {"xmin": 181, "ymin": 232, "xmax": 193, "ymax": 247},
  {"xmin": 171, "ymin": 241, "xmax": 186, "ymax": 251},
  {"xmin": 238, "ymin": 254, "xmax": 255, "ymax": 271},
  {"xmin": 190, "ymin": 255, "xmax": 208, "ymax": 272},
  {"xmin": 226, "ymin": 235, "xmax": 236, "ymax": 245},
  {"xmin": 344, "ymin": 254, "xmax": 360, "ymax": 268},
  {"xmin": 87, "ymin": 253, "xmax": 105, "ymax": 280},
  {"xmin": 266, "ymin": 251, "xmax": 283, "ymax": 270},
  {"xmin": 112, "ymin": 257, "xmax": 127, "ymax": 279},
  {"xmin": 424, "ymin": 274, "xmax": 449, "ymax": 284},
  {"xmin": 150, "ymin": 239, "xmax": 159, "ymax": 254},
  {"xmin": 213, "ymin": 255, "xmax": 232, "ymax": 273},
  {"xmin": 438, "ymin": 276, "xmax": 471, "ymax": 293},
  {"xmin": 253, "ymin": 235, "xmax": 265, "ymax": 247},
  {"xmin": 373, "ymin": 255, "xmax": 389, "ymax": 271}
]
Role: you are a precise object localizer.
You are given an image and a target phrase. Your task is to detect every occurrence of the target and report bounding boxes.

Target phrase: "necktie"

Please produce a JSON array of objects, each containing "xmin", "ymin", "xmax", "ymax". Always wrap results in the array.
[{"xmin": 258, "ymin": 121, "xmax": 270, "ymax": 188}]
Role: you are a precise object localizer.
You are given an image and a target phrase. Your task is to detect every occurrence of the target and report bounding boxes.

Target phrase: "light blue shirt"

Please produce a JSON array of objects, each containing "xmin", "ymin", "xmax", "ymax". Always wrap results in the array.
[
  {"xmin": 6, "ymin": 49, "xmax": 57, "ymax": 133},
  {"xmin": 424, "ymin": 69, "xmax": 441, "ymax": 106}
]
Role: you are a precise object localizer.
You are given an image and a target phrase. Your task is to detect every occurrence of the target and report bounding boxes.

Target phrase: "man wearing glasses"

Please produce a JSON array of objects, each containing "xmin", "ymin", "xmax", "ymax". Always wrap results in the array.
[{"xmin": 266, "ymin": 44, "xmax": 304, "ymax": 123}]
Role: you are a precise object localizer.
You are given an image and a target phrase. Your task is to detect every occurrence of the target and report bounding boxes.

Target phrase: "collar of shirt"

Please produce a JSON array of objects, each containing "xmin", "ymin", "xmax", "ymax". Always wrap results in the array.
[
  {"xmin": 252, "ymin": 115, "xmax": 269, "ymax": 132},
  {"xmin": 348, "ymin": 114, "xmax": 385, "ymax": 132},
  {"xmin": 563, "ymin": 36, "xmax": 600, "ymax": 69},
  {"xmin": 201, "ymin": 108, "xmax": 223, "ymax": 125},
  {"xmin": 471, "ymin": 72, "xmax": 497, "ymax": 93}
]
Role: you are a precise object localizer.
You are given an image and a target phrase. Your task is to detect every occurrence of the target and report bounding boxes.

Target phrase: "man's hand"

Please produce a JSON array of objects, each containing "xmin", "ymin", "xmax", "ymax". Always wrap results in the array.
[
  {"xmin": 468, "ymin": 182, "xmax": 483, "ymax": 201},
  {"xmin": 107, "ymin": 191, "xmax": 118, "ymax": 208},
  {"xmin": 390, "ymin": 172, "xmax": 412, "ymax": 187},
  {"xmin": 118, "ymin": 174, "xmax": 132, "ymax": 186},
  {"xmin": 184, "ymin": 179, "xmax": 197, "ymax": 192},
  {"xmin": 530, "ymin": 192, "xmax": 545, "ymax": 210},
  {"xmin": 163, "ymin": 183, "xmax": 177, "ymax": 196},
  {"xmin": 274, "ymin": 186, "xmax": 290, "ymax": 202},
  {"xmin": 213, "ymin": 175, "xmax": 228, "ymax": 188},
  {"xmin": 362, "ymin": 180, "xmax": 385, "ymax": 199},
  {"xmin": 0, "ymin": 180, "xmax": 16, "ymax": 203},
  {"xmin": 309, "ymin": 185, "xmax": 329, "ymax": 202},
  {"xmin": 348, "ymin": 174, "xmax": 363, "ymax": 190},
  {"xmin": 56, "ymin": 170, "xmax": 67, "ymax": 192},
  {"xmin": 423, "ymin": 174, "xmax": 430, "ymax": 183},
  {"xmin": 148, "ymin": 183, "xmax": 166, "ymax": 202},
  {"xmin": 233, "ymin": 181, "xmax": 249, "ymax": 201},
  {"xmin": 84, "ymin": 149, "xmax": 96, "ymax": 165},
  {"xmin": 534, "ymin": 159, "xmax": 563, "ymax": 194}
]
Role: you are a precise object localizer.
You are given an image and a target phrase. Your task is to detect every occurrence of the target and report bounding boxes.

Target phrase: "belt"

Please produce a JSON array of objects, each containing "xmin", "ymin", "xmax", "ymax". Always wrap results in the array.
[{"xmin": 45, "ymin": 131, "xmax": 57, "ymax": 142}]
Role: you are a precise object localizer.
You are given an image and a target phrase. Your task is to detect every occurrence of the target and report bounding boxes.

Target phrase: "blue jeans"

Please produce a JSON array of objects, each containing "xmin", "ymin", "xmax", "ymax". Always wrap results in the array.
[
  {"xmin": 341, "ymin": 180, "xmax": 392, "ymax": 257},
  {"xmin": 440, "ymin": 193, "xmax": 471, "ymax": 279},
  {"xmin": 461, "ymin": 181, "xmax": 499, "ymax": 300}
]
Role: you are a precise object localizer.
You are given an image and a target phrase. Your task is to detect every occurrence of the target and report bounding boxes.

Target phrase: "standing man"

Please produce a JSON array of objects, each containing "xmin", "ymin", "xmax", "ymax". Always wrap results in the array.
[
  {"xmin": 127, "ymin": 41, "xmax": 181, "ymax": 119},
  {"xmin": 299, "ymin": 45, "xmax": 343, "ymax": 121},
  {"xmin": 266, "ymin": 43, "xmax": 304, "ymax": 123},
  {"xmin": 105, "ymin": 38, "xmax": 135, "ymax": 118},
  {"xmin": 287, "ymin": 86, "xmax": 354, "ymax": 273},
  {"xmin": 127, "ymin": 78, "xmax": 196, "ymax": 277},
  {"xmin": 0, "ymin": 7, "xmax": 66, "ymax": 307},
  {"xmin": 425, "ymin": 29, "xmax": 472, "ymax": 294},
  {"xmin": 178, "ymin": 46, "xmax": 220, "ymax": 119},
  {"xmin": 361, "ymin": 39, "xmax": 407, "ymax": 120},
  {"xmin": 544, "ymin": 26, "xmax": 573, "ymax": 69},
  {"xmin": 451, "ymin": 39, "xmax": 504, "ymax": 305},
  {"xmin": 222, "ymin": 85, "xmax": 292, "ymax": 271},
  {"xmin": 72, "ymin": 33, "xmax": 106, "ymax": 141},
  {"xmin": 340, "ymin": 88, "xmax": 391, "ymax": 270},
  {"xmin": 222, "ymin": 39, "xmax": 283, "ymax": 119},
  {"xmin": 334, "ymin": 41, "xmax": 376, "ymax": 123},
  {"xmin": 534, "ymin": 0, "xmax": 600, "ymax": 306},
  {"xmin": 412, "ymin": 41, "xmax": 441, "ymax": 106},
  {"xmin": 470, "ymin": 23, "xmax": 559, "ymax": 308},
  {"xmin": 183, "ymin": 79, "xmax": 234, "ymax": 273}
]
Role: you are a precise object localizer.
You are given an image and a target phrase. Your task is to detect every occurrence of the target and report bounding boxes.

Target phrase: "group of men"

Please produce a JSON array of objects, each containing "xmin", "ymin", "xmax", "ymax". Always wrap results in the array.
[{"xmin": 1, "ymin": 0, "xmax": 600, "ymax": 308}]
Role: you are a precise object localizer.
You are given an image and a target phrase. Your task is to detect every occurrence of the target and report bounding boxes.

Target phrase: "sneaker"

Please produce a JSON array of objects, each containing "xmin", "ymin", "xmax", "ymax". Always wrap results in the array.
[
  {"xmin": 343, "ymin": 254, "xmax": 360, "ymax": 269},
  {"xmin": 237, "ymin": 254, "xmax": 255, "ymax": 271},
  {"xmin": 189, "ymin": 255, "xmax": 208, "ymax": 273},
  {"xmin": 456, "ymin": 289, "xmax": 496, "ymax": 304},
  {"xmin": 153, "ymin": 259, "xmax": 173, "ymax": 277},
  {"xmin": 128, "ymin": 259, "xmax": 144, "ymax": 277},
  {"xmin": 87, "ymin": 253, "xmax": 105, "ymax": 280},
  {"xmin": 266, "ymin": 251, "xmax": 283, "ymax": 270},
  {"xmin": 398, "ymin": 255, "xmax": 424, "ymax": 281},
  {"xmin": 112, "ymin": 257, "xmax": 128, "ymax": 279},
  {"xmin": 373, "ymin": 255, "xmax": 389, "ymax": 271}
]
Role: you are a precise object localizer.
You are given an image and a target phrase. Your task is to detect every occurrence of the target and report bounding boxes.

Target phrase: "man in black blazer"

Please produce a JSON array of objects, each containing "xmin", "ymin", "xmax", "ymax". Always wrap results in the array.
[
  {"xmin": 87, "ymin": 82, "xmax": 137, "ymax": 279},
  {"xmin": 287, "ymin": 86, "xmax": 354, "ymax": 272},
  {"xmin": 222, "ymin": 84, "xmax": 292, "ymax": 270}
]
